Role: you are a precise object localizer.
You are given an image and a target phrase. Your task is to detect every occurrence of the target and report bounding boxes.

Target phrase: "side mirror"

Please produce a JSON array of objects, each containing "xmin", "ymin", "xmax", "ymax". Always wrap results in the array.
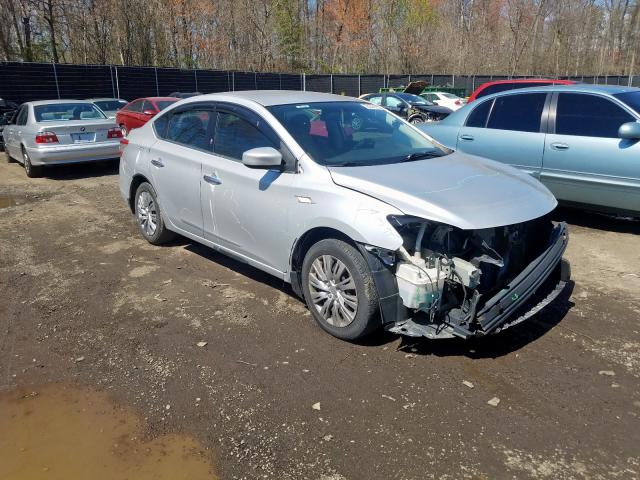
[
  {"xmin": 618, "ymin": 122, "xmax": 640, "ymax": 140},
  {"xmin": 143, "ymin": 110, "xmax": 156, "ymax": 116},
  {"xmin": 242, "ymin": 147, "xmax": 283, "ymax": 169}
]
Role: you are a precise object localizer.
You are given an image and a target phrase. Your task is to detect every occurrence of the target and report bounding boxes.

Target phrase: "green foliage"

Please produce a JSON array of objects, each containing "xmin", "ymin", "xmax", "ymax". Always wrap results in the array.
[{"xmin": 273, "ymin": 0, "xmax": 304, "ymax": 68}]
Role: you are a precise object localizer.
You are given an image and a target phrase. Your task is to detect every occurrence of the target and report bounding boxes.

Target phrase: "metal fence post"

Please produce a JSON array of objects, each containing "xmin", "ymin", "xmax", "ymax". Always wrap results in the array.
[
  {"xmin": 109, "ymin": 65, "xmax": 116, "ymax": 98},
  {"xmin": 451, "ymin": 74, "xmax": 455, "ymax": 88},
  {"xmin": 52, "ymin": 62, "xmax": 61, "ymax": 99},
  {"xmin": 232, "ymin": 71, "xmax": 235, "ymax": 91},
  {"xmin": 358, "ymin": 74, "xmax": 361, "ymax": 96},
  {"xmin": 330, "ymin": 74, "xmax": 334, "ymax": 93},
  {"xmin": 302, "ymin": 72, "xmax": 306, "ymax": 91},
  {"xmin": 254, "ymin": 71, "xmax": 258, "ymax": 89},
  {"xmin": 430, "ymin": 74, "xmax": 434, "ymax": 86},
  {"xmin": 115, "ymin": 66, "xmax": 120, "ymax": 99},
  {"xmin": 194, "ymin": 68, "xmax": 198, "ymax": 92},
  {"xmin": 154, "ymin": 67, "xmax": 159, "ymax": 96}
]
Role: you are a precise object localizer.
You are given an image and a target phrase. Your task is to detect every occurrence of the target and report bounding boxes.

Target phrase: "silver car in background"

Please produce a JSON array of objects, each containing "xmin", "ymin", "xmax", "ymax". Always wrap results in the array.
[
  {"xmin": 87, "ymin": 98, "xmax": 128, "ymax": 119},
  {"xmin": 4, "ymin": 100, "xmax": 123, "ymax": 177},
  {"xmin": 120, "ymin": 91, "xmax": 569, "ymax": 342}
]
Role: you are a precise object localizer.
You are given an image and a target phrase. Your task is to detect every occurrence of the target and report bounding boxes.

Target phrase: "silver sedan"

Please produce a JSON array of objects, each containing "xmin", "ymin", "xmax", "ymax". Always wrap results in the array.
[
  {"xmin": 119, "ymin": 91, "xmax": 569, "ymax": 342},
  {"xmin": 4, "ymin": 100, "xmax": 123, "ymax": 177}
]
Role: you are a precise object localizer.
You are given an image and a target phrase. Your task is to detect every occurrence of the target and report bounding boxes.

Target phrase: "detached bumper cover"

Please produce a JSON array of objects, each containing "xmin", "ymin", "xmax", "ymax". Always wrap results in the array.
[{"xmin": 387, "ymin": 222, "xmax": 569, "ymax": 339}]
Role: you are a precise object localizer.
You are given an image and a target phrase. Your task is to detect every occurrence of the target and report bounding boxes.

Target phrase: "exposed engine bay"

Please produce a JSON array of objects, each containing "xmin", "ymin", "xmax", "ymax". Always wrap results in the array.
[{"xmin": 376, "ymin": 215, "xmax": 568, "ymax": 339}]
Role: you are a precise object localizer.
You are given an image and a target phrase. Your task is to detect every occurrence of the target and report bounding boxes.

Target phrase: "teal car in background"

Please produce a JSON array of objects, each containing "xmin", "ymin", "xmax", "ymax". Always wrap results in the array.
[{"xmin": 419, "ymin": 85, "xmax": 640, "ymax": 217}]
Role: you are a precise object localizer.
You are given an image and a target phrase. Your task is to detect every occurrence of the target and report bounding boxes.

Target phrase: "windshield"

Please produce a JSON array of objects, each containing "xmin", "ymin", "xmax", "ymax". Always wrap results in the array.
[
  {"xmin": 613, "ymin": 92, "xmax": 640, "ymax": 116},
  {"xmin": 34, "ymin": 103, "xmax": 107, "ymax": 122},
  {"xmin": 156, "ymin": 100, "xmax": 177, "ymax": 111},
  {"xmin": 396, "ymin": 93, "xmax": 431, "ymax": 105},
  {"xmin": 94, "ymin": 100, "xmax": 127, "ymax": 111},
  {"xmin": 267, "ymin": 101, "xmax": 445, "ymax": 167}
]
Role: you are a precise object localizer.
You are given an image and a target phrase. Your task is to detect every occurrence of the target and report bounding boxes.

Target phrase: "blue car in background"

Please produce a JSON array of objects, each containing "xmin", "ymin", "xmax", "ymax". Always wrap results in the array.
[{"xmin": 419, "ymin": 85, "xmax": 640, "ymax": 217}]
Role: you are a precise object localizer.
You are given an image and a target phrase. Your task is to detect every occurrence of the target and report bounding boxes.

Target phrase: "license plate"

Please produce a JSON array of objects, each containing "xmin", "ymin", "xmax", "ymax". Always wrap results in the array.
[{"xmin": 71, "ymin": 132, "xmax": 95, "ymax": 143}]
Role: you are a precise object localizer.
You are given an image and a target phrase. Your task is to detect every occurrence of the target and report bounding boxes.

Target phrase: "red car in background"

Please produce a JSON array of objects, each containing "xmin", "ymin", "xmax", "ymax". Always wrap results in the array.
[
  {"xmin": 116, "ymin": 97, "xmax": 178, "ymax": 136},
  {"xmin": 468, "ymin": 79, "xmax": 578, "ymax": 102}
]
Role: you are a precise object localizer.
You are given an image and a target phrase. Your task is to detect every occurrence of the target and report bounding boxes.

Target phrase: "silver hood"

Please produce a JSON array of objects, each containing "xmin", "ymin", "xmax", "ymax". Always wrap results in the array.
[{"xmin": 328, "ymin": 152, "xmax": 557, "ymax": 230}]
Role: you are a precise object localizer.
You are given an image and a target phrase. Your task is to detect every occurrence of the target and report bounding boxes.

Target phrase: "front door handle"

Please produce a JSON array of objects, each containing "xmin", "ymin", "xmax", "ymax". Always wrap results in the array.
[
  {"xmin": 151, "ymin": 158, "xmax": 164, "ymax": 168},
  {"xmin": 459, "ymin": 134, "xmax": 474, "ymax": 141},
  {"xmin": 203, "ymin": 174, "xmax": 222, "ymax": 185},
  {"xmin": 550, "ymin": 142, "xmax": 569, "ymax": 151}
]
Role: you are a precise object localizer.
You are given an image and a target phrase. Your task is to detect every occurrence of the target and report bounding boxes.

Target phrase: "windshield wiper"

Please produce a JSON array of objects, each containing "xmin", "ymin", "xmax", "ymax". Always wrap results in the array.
[{"xmin": 402, "ymin": 151, "xmax": 443, "ymax": 162}]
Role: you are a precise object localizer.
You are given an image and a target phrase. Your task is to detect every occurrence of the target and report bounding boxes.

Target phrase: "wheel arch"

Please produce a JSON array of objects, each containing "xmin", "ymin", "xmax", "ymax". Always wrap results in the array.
[
  {"xmin": 289, "ymin": 227, "xmax": 357, "ymax": 298},
  {"xmin": 128, "ymin": 173, "xmax": 151, "ymax": 213}
]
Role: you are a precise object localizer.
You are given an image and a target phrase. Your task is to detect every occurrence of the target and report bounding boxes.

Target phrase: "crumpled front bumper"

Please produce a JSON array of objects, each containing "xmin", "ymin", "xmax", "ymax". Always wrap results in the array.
[{"xmin": 387, "ymin": 222, "xmax": 570, "ymax": 340}]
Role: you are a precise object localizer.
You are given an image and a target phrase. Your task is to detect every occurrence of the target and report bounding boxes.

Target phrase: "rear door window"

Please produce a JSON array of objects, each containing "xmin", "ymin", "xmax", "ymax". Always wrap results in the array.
[
  {"xmin": 555, "ymin": 93, "xmax": 634, "ymax": 138},
  {"xmin": 165, "ymin": 109, "xmax": 215, "ymax": 151},
  {"xmin": 365, "ymin": 95, "xmax": 383, "ymax": 106},
  {"xmin": 127, "ymin": 100, "xmax": 143, "ymax": 113},
  {"xmin": 15, "ymin": 106, "xmax": 28, "ymax": 125},
  {"xmin": 486, "ymin": 93, "xmax": 547, "ymax": 132},
  {"xmin": 465, "ymin": 99, "xmax": 493, "ymax": 128}
]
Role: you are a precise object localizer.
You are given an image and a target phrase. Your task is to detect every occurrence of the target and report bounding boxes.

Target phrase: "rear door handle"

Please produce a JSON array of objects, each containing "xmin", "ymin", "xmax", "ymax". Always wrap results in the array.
[
  {"xmin": 459, "ymin": 134, "xmax": 474, "ymax": 141},
  {"xmin": 203, "ymin": 174, "xmax": 222, "ymax": 185},
  {"xmin": 151, "ymin": 158, "xmax": 164, "ymax": 168},
  {"xmin": 550, "ymin": 142, "xmax": 569, "ymax": 151}
]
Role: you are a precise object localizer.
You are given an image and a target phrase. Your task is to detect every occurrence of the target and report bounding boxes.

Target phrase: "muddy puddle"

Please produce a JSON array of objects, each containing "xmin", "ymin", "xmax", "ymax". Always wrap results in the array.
[{"xmin": 0, "ymin": 384, "xmax": 218, "ymax": 479}]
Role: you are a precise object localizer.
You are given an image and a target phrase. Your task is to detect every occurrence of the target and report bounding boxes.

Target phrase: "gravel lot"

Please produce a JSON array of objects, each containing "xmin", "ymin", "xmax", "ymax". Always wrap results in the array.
[{"xmin": 1, "ymin": 156, "xmax": 639, "ymax": 480}]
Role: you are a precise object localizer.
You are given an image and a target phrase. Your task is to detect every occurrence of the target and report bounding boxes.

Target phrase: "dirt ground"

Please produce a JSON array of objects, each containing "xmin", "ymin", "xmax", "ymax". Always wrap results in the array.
[{"xmin": 1, "ymin": 155, "xmax": 639, "ymax": 480}]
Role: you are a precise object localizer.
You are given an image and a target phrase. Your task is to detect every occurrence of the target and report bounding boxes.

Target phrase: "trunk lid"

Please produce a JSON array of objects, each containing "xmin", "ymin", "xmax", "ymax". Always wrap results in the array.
[{"xmin": 35, "ymin": 119, "xmax": 116, "ymax": 145}]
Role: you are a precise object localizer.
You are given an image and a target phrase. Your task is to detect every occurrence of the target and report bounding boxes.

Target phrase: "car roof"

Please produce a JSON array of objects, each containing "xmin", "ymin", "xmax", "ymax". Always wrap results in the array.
[
  {"xmin": 478, "ymin": 78, "xmax": 576, "ymax": 86},
  {"xmin": 87, "ymin": 97, "xmax": 126, "ymax": 102},
  {"xmin": 478, "ymin": 84, "xmax": 639, "ymax": 97},
  {"xmin": 181, "ymin": 90, "xmax": 359, "ymax": 107},
  {"xmin": 138, "ymin": 97, "xmax": 179, "ymax": 102},
  {"xmin": 27, "ymin": 99, "xmax": 100, "ymax": 107}
]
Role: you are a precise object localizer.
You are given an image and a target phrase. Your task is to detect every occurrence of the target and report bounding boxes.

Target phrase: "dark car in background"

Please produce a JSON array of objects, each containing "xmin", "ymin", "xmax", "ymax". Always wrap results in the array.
[
  {"xmin": 168, "ymin": 92, "xmax": 202, "ymax": 99},
  {"xmin": 87, "ymin": 98, "xmax": 128, "ymax": 119},
  {"xmin": 0, "ymin": 98, "xmax": 19, "ymax": 151},
  {"xmin": 115, "ymin": 97, "xmax": 178, "ymax": 136},
  {"xmin": 359, "ymin": 92, "xmax": 452, "ymax": 124},
  {"xmin": 468, "ymin": 78, "xmax": 577, "ymax": 102}
]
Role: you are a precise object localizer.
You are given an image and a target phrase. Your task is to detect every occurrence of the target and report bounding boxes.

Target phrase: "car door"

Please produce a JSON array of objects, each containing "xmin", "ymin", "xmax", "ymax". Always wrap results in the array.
[
  {"xmin": 542, "ymin": 92, "xmax": 640, "ymax": 212},
  {"xmin": 201, "ymin": 104, "xmax": 295, "ymax": 276},
  {"xmin": 126, "ymin": 100, "xmax": 144, "ymax": 130},
  {"xmin": 6, "ymin": 105, "xmax": 27, "ymax": 158},
  {"xmin": 455, "ymin": 92, "xmax": 549, "ymax": 177},
  {"xmin": 384, "ymin": 95, "xmax": 408, "ymax": 119},
  {"xmin": 148, "ymin": 106, "xmax": 215, "ymax": 237}
]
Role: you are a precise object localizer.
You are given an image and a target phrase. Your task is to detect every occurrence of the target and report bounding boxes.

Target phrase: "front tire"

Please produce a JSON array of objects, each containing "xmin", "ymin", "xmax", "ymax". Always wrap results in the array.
[
  {"xmin": 301, "ymin": 238, "xmax": 379, "ymax": 340},
  {"xmin": 22, "ymin": 147, "xmax": 42, "ymax": 178},
  {"xmin": 134, "ymin": 182, "xmax": 175, "ymax": 245}
]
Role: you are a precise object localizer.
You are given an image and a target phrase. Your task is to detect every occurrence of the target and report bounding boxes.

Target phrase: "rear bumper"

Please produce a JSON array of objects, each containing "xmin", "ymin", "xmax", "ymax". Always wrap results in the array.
[{"xmin": 26, "ymin": 141, "xmax": 120, "ymax": 165}]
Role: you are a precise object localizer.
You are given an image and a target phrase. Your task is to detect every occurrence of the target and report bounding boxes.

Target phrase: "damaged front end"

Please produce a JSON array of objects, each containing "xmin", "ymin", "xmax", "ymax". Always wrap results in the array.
[{"xmin": 360, "ymin": 215, "xmax": 569, "ymax": 340}]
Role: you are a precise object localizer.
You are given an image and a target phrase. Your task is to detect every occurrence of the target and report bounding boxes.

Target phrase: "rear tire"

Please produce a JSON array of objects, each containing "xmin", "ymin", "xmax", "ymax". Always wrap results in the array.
[
  {"xmin": 301, "ymin": 238, "xmax": 379, "ymax": 341},
  {"xmin": 22, "ymin": 146, "xmax": 42, "ymax": 178},
  {"xmin": 134, "ymin": 182, "xmax": 175, "ymax": 245}
]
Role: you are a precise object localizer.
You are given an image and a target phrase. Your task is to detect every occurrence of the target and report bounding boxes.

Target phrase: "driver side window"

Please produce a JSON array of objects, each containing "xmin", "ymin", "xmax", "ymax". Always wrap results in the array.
[{"xmin": 213, "ymin": 111, "xmax": 277, "ymax": 161}]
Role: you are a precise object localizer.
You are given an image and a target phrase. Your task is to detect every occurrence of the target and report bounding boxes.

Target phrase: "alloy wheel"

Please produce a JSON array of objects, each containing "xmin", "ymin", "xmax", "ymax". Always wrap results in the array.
[
  {"xmin": 137, "ymin": 191, "xmax": 158, "ymax": 237},
  {"xmin": 308, "ymin": 254, "xmax": 358, "ymax": 327}
]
